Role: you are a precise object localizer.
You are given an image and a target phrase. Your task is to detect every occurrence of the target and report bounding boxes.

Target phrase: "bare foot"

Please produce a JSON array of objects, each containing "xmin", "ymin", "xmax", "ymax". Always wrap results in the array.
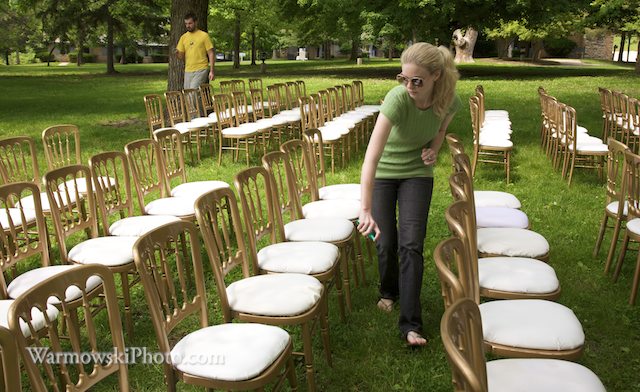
[
  {"xmin": 406, "ymin": 331, "xmax": 427, "ymax": 347},
  {"xmin": 377, "ymin": 298, "xmax": 394, "ymax": 312}
]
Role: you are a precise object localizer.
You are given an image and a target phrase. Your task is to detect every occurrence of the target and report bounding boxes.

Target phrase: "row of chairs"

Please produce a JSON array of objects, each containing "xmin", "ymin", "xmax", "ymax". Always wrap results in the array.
[
  {"xmin": 438, "ymin": 138, "xmax": 606, "ymax": 391},
  {"xmin": 594, "ymin": 138, "xmax": 640, "ymax": 305},
  {"xmin": 0, "ymin": 126, "xmax": 368, "ymax": 390},
  {"xmin": 599, "ymin": 87, "xmax": 640, "ymax": 151},
  {"xmin": 470, "ymin": 85, "xmax": 513, "ymax": 183},
  {"xmin": 539, "ymin": 87, "xmax": 608, "ymax": 185}
]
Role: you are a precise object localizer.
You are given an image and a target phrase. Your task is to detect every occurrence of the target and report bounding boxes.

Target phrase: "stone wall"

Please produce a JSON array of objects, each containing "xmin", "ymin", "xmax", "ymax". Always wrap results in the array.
[{"xmin": 583, "ymin": 29, "xmax": 614, "ymax": 60}]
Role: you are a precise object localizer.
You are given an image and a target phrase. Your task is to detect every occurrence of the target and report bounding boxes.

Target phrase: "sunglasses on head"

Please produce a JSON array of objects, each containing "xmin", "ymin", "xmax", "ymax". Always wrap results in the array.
[{"xmin": 396, "ymin": 74, "xmax": 424, "ymax": 88}]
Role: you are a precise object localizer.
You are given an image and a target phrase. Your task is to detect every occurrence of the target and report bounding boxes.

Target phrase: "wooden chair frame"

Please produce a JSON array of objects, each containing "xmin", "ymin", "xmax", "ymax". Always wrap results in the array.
[
  {"xmin": 42, "ymin": 124, "xmax": 81, "ymax": 171},
  {"xmin": 561, "ymin": 104, "xmax": 607, "ymax": 186},
  {"xmin": 469, "ymin": 96, "xmax": 511, "ymax": 183},
  {"xmin": 144, "ymin": 94, "xmax": 166, "ymax": 138},
  {"xmin": 164, "ymin": 91, "xmax": 203, "ymax": 162}
]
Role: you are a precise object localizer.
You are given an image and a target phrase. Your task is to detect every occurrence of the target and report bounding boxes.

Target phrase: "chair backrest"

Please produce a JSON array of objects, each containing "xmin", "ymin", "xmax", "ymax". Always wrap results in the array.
[
  {"xmin": 468, "ymin": 96, "xmax": 480, "ymax": 150},
  {"xmin": 448, "ymin": 169, "xmax": 480, "ymax": 251},
  {"xmin": 232, "ymin": 91, "xmax": 252, "ymax": 125},
  {"xmin": 266, "ymin": 84, "xmax": 283, "ymax": 116},
  {"xmin": 194, "ymin": 188, "xmax": 253, "ymax": 323},
  {"xmin": 234, "ymin": 166, "xmax": 286, "ymax": 262},
  {"xmin": 298, "ymin": 96, "xmax": 314, "ymax": 132},
  {"xmin": 308, "ymin": 93, "xmax": 322, "ymax": 128},
  {"xmin": 605, "ymin": 138, "xmax": 630, "ymax": 204},
  {"xmin": 144, "ymin": 94, "xmax": 166, "ymax": 137},
  {"xmin": 280, "ymin": 139, "xmax": 318, "ymax": 203},
  {"xmin": 303, "ymin": 128, "xmax": 327, "ymax": 189},
  {"xmin": 133, "ymin": 220, "xmax": 208, "ymax": 356},
  {"xmin": 89, "ymin": 151, "xmax": 135, "ymax": 235},
  {"xmin": 317, "ymin": 89, "xmax": 331, "ymax": 124},
  {"xmin": 0, "ymin": 181, "xmax": 50, "ymax": 297},
  {"xmin": 231, "ymin": 79, "xmax": 246, "ymax": 94},
  {"xmin": 446, "ymin": 133, "xmax": 465, "ymax": 168},
  {"xmin": 262, "ymin": 151, "xmax": 304, "ymax": 222},
  {"xmin": 440, "ymin": 297, "xmax": 489, "ymax": 392},
  {"xmin": 286, "ymin": 81, "xmax": 299, "ymax": 108},
  {"xmin": 352, "ymin": 80, "xmax": 365, "ymax": 106},
  {"xmin": 42, "ymin": 124, "xmax": 81, "ymax": 171},
  {"xmin": 333, "ymin": 85, "xmax": 346, "ymax": 116},
  {"xmin": 199, "ymin": 83, "xmax": 215, "ymax": 114},
  {"xmin": 10, "ymin": 264, "xmax": 129, "ymax": 392},
  {"xmin": 296, "ymin": 80, "xmax": 307, "ymax": 97},
  {"xmin": 124, "ymin": 139, "xmax": 170, "ymax": 212},
  {"xmin": 44, "ymin": 165, "xmax": 99, "ymax": 262},
  {"xmin": 0, "ymin": 136, "xmax": 41, "ymax": 185},
  {"xmin": 219, "ymin": 80, "xmax": 233, "ymax": 94},
  {"xmin": 598, "ymin": 87, "xmax": 612, "ymax": 116},
  {"xmin": 0, "ymin": 325, "xmax": 20, "ymax": 391},
  {"xmin": 434, "ymin": 236, "xmax": 473, "ymax": 311},
  {"xmin": 250, "ymin": 88, "xmax": 267, "ymax": 120},
  {"xmin": 164, "ymin": 91, "xmax": 187, "ymax": 126},
  {"xmin": 443, "ymin": 200, "xmax": 480, "ymax": 303},
  {"xmin": 629, "ymin": 98, "xmax": 639, "ymax": 138},
  {"xmin": 342, "ymin": 84, "xmax": 355, "ymax": 111},
  {"xmin": 563, "ymin": 104, "xmax": 578, "ymax": 149},
  {"xmin": 248, "ymin": 78, "xmax": 263, "ymax": 91},
  {"xmin": 624, "ymin": 149, "xmax": 640, "ymax": 221},
  {"xmin": 182, "ymin": 88, "xmax": 203, "ymax": 121},
  {"xmin": 213, "ymin": 93, "xmax": 235, "ymax": 129},
  {"xmin": 153, "ymin": 128, "xmax": 188, "ymax": 186}
]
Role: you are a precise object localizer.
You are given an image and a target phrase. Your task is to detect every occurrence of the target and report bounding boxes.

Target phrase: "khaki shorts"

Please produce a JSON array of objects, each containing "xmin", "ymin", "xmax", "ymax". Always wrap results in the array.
[{"xmin": 184, "ymin": 68, "xmax": 209, "ymax": 89}]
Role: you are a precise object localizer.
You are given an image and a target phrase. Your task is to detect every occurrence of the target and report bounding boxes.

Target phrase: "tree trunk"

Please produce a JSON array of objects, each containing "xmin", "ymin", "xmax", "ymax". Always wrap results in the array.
[
  {"xmin": 167, "ymin": 0, "xmax": 208, "ymax": 91},
  {"xmin": 250, "ymin": 26, "xmax": 256, "ymax": 65},
  {"xmin": 324, "ymin": 41, "xmax": 331, "ymax": 60},
  {"xmin": 531, "ymin": 39, "xmax": 544, "ymax": 61},
  {"xmin": 636, "ymin": 40, "xmax": 640, "ymax": 73},
  {"xmin": 47, "ymin": 44, "xmax": 55, "ymax": 67},
  {"xmin": 4, "ymin": 50, "xmax": 9, "ymax": 65},
  {"xmin": 618, "ymin": 32, "xmax": 626, "ymax": 62},
  {"xmin": 496, "ymin": 38, "xmax": 512, "ymax": 59},
  {"xmin": 106, "ymin": 12, "xmax": 116, "ymax": 74},
  {"xmin": 15, "ymin": 50, "xmax": 20, "ymax": 65},
  {"xmin": 233, "ymin": 11, "xmax": 241, "ymax": 69},
  {"xmin": 120, "ymin": 46, "xmax": 126, "ymax": 64},
  {"xmin": 76, "ymin": 23, "xmax": 84, "ymax": 66},
  {"xmin": 627, "ymin": 33, "xmax": 632, "ymax": 62},
  {"xmin": 349, "ymin": 35, "xmax": 360, "ymax": 61},
  {"xmin": 452, "ymin": 27, "xmax": 478, "ymax": 63},
  {"xmin": 388, "ymin": 39, "xmax": 393, "ymax": 60}
]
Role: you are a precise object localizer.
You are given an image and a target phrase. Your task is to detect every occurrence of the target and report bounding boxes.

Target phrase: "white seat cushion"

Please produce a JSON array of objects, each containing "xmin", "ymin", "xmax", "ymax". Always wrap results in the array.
[
  {"xmin": 486, "ymin": 110, "xmax": 509, "ymax": 116},
  {"xmin": 222, "ymin": 126, "xmax": 257, "ymax": 137},
  {"xmin": 319, "ymin": 184, "xmax": 361, "ymax": 201},
  {"xmin": 171, "ymin": 323, "xmax": 289, "ymax": 381},
  {"xmin": 315, "ymin": 130, "xmax": 342, "ymax": 142},
  {"xmin": 191, "ymin": 116, "xmax": 217, "ymax": 126},
  {"xmin": 606, "ymin": 200, "xmax": 628, "ymax": 216},
  {"xmin": 61, "ymin": 176, "xmax": 116, "ymax": 194},
  {"xmin": 226, "ymin": 274, "xmax": 323, "ymax": 316},
  {"xmin": 174, "ymin": 121, "xmax": 205, "ymax": 133},
  {"xmin": 487, "ymin": 358, "xmax": 606, "ymax": 392},
  {"xmin": 477, "ymin": 228, "xmax": 549, "ymax": 258},
  {"xmin": 258, "ymin": 241, "xmax": 339, "ymax": 274},
  {"xmin": 284, "ymin": 218, "xmax": 353, "ymax": 242},
  {"xmin": 21, "ymin": 191, "xmax": 77, "ymax": 213},
  {"xmin": 145, "ymin": 197, "xmax": 195, "ymax": 217},
  {"xmin": 358, "ymin": 105, "xmax": 380, "ymax": 112},
  {"xmin": 476, "ymin": 207, "xmax": 529, "ymax": 229},
  {"xmin": 474, "ymin": 191, "xmax": 521, "ymax": 209},
  {"xmin": 480, "ymin": 299, "xmax": 584, "ymax": 350},
  {"xmin": 325, "ymin": 119, "xmax": 356, "ymax": 129},
  {"xmin": 109, "ymin": 215, "xmax": 181, "ymax": 237},
  {"xmin": 0, "ymin": 207, "xmax": 37, "ymax": 227},
  {"xmin": 68, "ymin": 236, "xmax": 138, "ymax": 267},
  {"xmin": 171, "ymin": 181, "xmax": 230, "ymax": 199},
  {"xmin": 568, "ymin": 143, "xmax": 608, "ymax": 153},
  {"xmin": 479, "ymin": 257, "xmax": 560, "ymax": 294},
  {"xmin": 7, "ymin": 265, "xmax": 103, "ymax": 303},
  {"xmin": 480, "ymin": 137, "xmax": 513, "ymax": 148},
  {"xmin": 302, "ymin": 199, "xmax": 360, "ymax": 220},
  {"xmin": 0, "ymin": 299, "xmax": 60, "ymax": 337},
  {"xmin": 626, "ymin": 218, "xmax": 640, "ymax": 235},
  {"xmin": 319, "ymin": 125, "xmax": 349, "ymax": 136}
]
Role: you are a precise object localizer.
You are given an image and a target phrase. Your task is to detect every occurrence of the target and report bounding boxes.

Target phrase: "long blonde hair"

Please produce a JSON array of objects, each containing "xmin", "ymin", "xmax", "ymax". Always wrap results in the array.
[{"xmin": 401, "ymin": 42, "xmax": 459, "ymax": 119}]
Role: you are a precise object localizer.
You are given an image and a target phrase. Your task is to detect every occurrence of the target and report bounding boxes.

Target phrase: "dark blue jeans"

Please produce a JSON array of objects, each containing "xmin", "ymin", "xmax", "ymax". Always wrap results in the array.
[{"xmin": 372, "ymin": 177, "xmax": 434, "ymax": 338}]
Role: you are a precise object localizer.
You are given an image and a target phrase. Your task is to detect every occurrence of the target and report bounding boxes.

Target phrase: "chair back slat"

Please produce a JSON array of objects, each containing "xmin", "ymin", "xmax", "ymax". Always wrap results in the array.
[
  {"xmin": 153, "ymin": 128, "xmax": 187, "ymax": 186},
  {"xmin": 262, "ymin": 151, "xmax": 303, "ymax": 222},
  {"xmin": 164, "ymin": 91, "xmax": 186, "ymax": 125},
  {"xmin": 352, "ymin": 80, "xmax": 365, "ymax": 106},
  {"xmin": 286, "ymin": 82, "xmax": 299, "ymax": 108},
  {"xmin": 231, "ymin": 79, "xmax": 246, "ymax": 94},
  {"xmin": 605, "ymin": 138, "xmax": 630, "ymax": 203},
  {"xmin": 232, "ymin": 91, "xmax": 252, "ymax": 125},
  {"xmin": 182, "ymin": 88, "xmax": 203, "ymax": 121},
  {"xmin": 10, "ymin": 264, "xmax": 129, "ymax": 392},
  {"xmin": 250, "ymin": 88, "xmax": 267, "ymax": 120},
  {"xmin": 144, "ymin": 94, "xmax": 166, "ymax": 137},
  {"xmin": 296, "ymin": 80, "xmax": 307, "ymax": 97},
  {"xmin": 624, "ymin": 150, "xmax": 640, "ymax": 221},
  {"xmin": 212, "ymin": 93, "xmax": 235, "ymax": 129},
  {"xmin": 266, "ymin": 84, "xmax": 282, "ymax": 116},
  {"xmin": 42, "ymin": 125, "xmax": 81, "ymax": 171},
  {"xmin": 317, "ymin": 90, "xmax": 331, "ymax": 125},
  {"xmin": 303, "ymin": 128, "xmax": 327, "ymax": 189},
  {"xmin": 280, "ymin": 139, "xmax": 318, "ymax": 202},
  {"xmin": 199, "ymin": 84, "xmax": 215, "ymax": 114},
  {"xmin": 248, "ymin": 78, "xmax": 263, "ymax": 91},
  {"xmin": 125, "ymin": 139, "xmax": 170, "ymax": 211},
  {"xmin": 219, "ymin": 81, "xmax": 233, "ymax": 95}
]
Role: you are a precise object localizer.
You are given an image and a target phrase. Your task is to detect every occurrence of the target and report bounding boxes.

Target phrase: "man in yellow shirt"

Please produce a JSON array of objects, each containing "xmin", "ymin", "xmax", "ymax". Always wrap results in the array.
[{"xmin": 176, "ymin": 12, "xmax": 215, "ymax": 89}]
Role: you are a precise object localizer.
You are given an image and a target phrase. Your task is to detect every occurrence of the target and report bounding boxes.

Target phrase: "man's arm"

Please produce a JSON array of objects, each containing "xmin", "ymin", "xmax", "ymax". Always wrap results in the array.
[{"xmin": 207, "ymin": 48, "xmax": 215, "ymax": 80}]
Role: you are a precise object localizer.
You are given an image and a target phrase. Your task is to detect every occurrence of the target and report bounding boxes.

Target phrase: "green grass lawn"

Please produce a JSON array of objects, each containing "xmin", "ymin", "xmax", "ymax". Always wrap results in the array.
[{"xmin": 1, "ymin": 59, "xmax": 640, "ymax": 391}]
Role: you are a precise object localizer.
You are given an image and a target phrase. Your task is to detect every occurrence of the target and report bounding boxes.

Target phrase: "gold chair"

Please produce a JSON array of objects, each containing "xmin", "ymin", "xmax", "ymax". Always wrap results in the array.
[
  {"xmin": 89, "ymin": 151, "xmax": 180, "ymax": 238},
  {"xmin": 213, "ymin": 93, "xmax": 259, "ymax": 165},
  {"xmin": 124, "ymin": 139, "xmax": 197, "ymax": 221},
  {"xmin": 249, "ymin": 77, "xmax": 263, "ymax": 91},
  {"xmin": 133, "ymin": 220, "xmax": 297, "ymax": 391},
  {"xmin": 434, "ymin": 230, "xmax": 584, "ymax": 360},
  {"xmin": 45, "ymin": 164, "xmax": 140, "ymax": 336},
  {"xmin": 152, "ymin": 128, "xmax": 230, "ymax": 201},
  {"xmin": 235, "ymin": 166, "xmax": 345, "ymax": 320},
  {"xmin": 441, "ymin": 296, "xmax": 605, "ymax": 392},
  {"xmin": 195, "ymin": 188, "xmax": 329, "ymax": 392},
  {"xmin": 599, "ymin": 87, "xmax": 614, "ymax": 142},
  {"xmin": 0, "ymin": 325, "xmax": 20, "ymax": 391},
  {"xmin": 164, "ymin": 90, "xmax": 204, "ymax": 162},
  {"xmin": 469, "ymin": 96, "xmax": 512, "ymax": 183},
  {"xmin": 10, "ymin": 264, "xmax": 129, "ymax": 391},
  {"xmin": 611, "ymin": 90, "xmax": 630, "ymax": 143},
  {"xmin": 613, "ymin": 149, "xmax": 640, "ymax": 304},
  {"xmin": 309, "ymin": 93, "xmax": 347, "ymax": 173},
  {"xmin": 143, "ymin": 94, "xmax": 166, "ymax": 137},
  {"xmin": 231, "ymin": 79, "xmax": 246, "ymax": 94},
  {"xmin": 593, "ymin": 138, "xmax": 630, "ymax": 273},
  {"xmin": 232, "ymin": 90, "xmax": 271, "ymax": 154},
  {"xmin": 447, "ymin": 173, "xmax": 560, "ymax": 300},
  {"xmin": 42, "ymin": 124, "xmax": 81, "ymax": 170},
  {"xmin": 262, "ymin": 151, "xmax": 356, "ymax": 312},
  {"xmin": 183, "ymin": 88, "xmax": 216, "ymax": 155},
  {"xmin": 285, "ymin": 81, "xmax": 300, "ymax": 108},
  {"xmin": 295, "ymin": 80, "xmax": 307, "ymax": 97}
]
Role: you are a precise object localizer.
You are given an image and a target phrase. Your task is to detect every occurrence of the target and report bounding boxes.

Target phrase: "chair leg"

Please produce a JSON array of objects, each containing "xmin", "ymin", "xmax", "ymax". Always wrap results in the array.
[
  {"xmin": 301, "ymin": 322, "xmax": 316, "ymax": 392},
  {"xmin": 605, "ymin": 216, "xmax": 624, "ymax": 274},
  {"xmin": 613, "ymin": 232, "xmax": 630, "ymax": 282},
  {"xmin": 567, "ymin": 154, "xmax": 577, "ymax": 186},
  {"xmin": 120, "ymin": 271, "xmax": 134, "ymax": 339},
  {"xmin": 340, "ymin": 245, "xmax": 352, "ymax": 313},
  {"xmin": 333, "ymin": 264, "xmax": 346, "ymax": 323},
  {"xmin": 505, "ymin": 151, "xmax": 511, "ymax": 184},
  {"xmin": 286, "ymin": 355, "xmax": 298, "ymax": 391},
  {"xmin": 630, "ymin": 252, "xmax": 640, "ymax": 305},
  {"xmin": 320, "ymin": 293, "xmax": 332, "ymax": 367},
  {"xmin": 594, "ymin": 213, "xmax": 609, "ymax": 258}
]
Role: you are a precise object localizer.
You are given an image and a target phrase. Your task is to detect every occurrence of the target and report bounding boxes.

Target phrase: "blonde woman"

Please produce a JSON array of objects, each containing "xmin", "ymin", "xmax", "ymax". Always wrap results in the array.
[{"xmin": 357, "ymin": 42, "xmax": 460, "ymax": 347}]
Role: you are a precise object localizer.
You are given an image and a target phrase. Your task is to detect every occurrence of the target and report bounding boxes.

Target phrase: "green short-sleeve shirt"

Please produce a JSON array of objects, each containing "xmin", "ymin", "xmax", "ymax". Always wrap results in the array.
[{"xmin": 376, "ymin": 85, "xmax": 462, "ymax": 179}]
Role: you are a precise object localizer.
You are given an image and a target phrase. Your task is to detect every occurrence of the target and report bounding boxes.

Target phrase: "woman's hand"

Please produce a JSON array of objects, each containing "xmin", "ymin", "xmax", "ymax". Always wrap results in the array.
[
  {"xmin": 357, "ymin": 209, "xmax": 380, "ymax": 241},
  {"xmin": 421, "ymin": 147, "xmax": 438, "ymax": 166}
]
